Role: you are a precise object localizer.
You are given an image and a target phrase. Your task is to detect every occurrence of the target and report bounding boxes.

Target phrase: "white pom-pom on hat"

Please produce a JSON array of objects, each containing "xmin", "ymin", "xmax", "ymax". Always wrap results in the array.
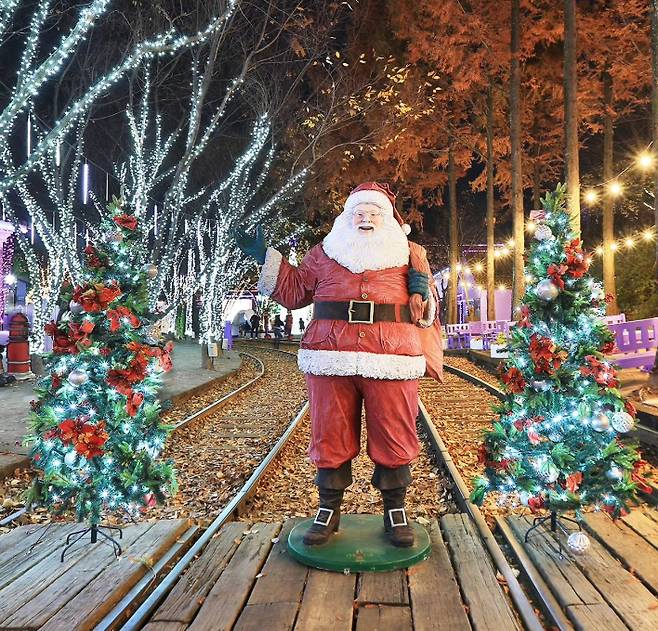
[{"xmin": 401, "ymin": 223, "xmax": 411, "ymax": 235}]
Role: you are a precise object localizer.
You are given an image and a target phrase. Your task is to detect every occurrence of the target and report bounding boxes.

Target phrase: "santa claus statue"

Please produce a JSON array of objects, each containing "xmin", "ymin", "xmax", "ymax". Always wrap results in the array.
[{"xmin": 234, "ymin": 182, "xmax": 443, "ymax": 547}]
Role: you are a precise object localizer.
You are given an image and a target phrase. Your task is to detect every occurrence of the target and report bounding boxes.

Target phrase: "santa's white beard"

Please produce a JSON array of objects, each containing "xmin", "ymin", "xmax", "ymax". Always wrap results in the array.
[{"xmin": 322, "ymin": 212, "xmax": 410, "ymax": 273}]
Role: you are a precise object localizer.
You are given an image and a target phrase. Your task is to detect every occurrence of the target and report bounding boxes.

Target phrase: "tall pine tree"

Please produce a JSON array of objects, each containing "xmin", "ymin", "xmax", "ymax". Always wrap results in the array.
[
  {"xmin": 26, "ymin": 198, "xmax": 176, "ymax": 526},
  {"xmin": 471, "ymin": 186, "xmax": 649, "ymax": 520}
]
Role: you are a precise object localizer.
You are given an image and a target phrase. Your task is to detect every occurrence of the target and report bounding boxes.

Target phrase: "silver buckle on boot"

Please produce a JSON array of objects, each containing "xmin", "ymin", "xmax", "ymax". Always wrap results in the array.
[
  {"xmin": 314, "ymin": 507, "xmax": 334, "ymax": 526},
  {"xmin": 388, "ymin": 508, "xmax": 408, "ymax": 527}
]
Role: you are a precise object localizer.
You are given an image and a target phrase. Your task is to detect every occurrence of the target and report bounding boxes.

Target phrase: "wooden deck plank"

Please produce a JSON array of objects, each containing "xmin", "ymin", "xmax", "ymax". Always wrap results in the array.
[
  {"xmin": 621, "ymin": 510, "xmax": 658, "ymax": 550},
  {"xmin": 150, "ymin": 521, "xmax": 248, "ymax": 624},
  {"xmin": 441, "ymin": 513, "xmax": 521, "ymax": 631},
  {"xmin": 355, "ymin": 604, "xmax": 413, "ymax": 630},
  {"xmin": 0, "ymin": 522, "xmax": 80, "ymax": 590},
  {"xmin": 356, "ymin": 570, "xmax": 409, "ymax": 605},
  {"xmin": 0, "ymin": 522, "xmax": 152, "ymax": 627},
  {"xmin": 38, "ymin": 519, "xmax": 190, "ymax": 631},
  {"xmin": 584, "ymin": 512, "xmax": 658, "ymax": 594},
  {"xmin": 187, "ymin": 522, "xmax": 280, "ymax": 631},
  {"xmin": 143, "ymin": 622, "xmax": 187, "ymax": 631},
  {"xmin": 553, "ymin": 518, "xmax": 658, "ymax": 630},
  {"xmin": 408, "ymin": 519, "xmax": 471, "ymax": 631},
  {"xmin": 294, "ymin": 570, "xmax": 356, "ymax": 631},
  {"xmin": 234, "ymin": 519, "xmax": 308, "ymax": 631},
  {"xmin": 508, "ymin": 516, "xmax": 627, "ymax": 631}
]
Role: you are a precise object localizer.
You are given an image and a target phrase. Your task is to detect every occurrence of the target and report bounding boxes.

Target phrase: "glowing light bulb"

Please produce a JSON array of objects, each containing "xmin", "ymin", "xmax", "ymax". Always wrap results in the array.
[
  {"xmin": 607, "ymin": 181, "xmax": 623, "ymax": 197},
  {"xmin": 637, "ymin": 151, "xmax": 654, "ymax": 171},
  {"xmin": 584, "ymin": 189, "xmax": 598, "ymax": 204}
]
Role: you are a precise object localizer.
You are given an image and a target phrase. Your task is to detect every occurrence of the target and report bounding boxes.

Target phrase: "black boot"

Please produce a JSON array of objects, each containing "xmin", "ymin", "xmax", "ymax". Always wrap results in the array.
[
  {"xmin": 381, "ymin": 487, "xmax": 415, "ymax": 547},
  {"xmin": 303, "ymin": 488, "xmax": 343, "ymax": 545}
]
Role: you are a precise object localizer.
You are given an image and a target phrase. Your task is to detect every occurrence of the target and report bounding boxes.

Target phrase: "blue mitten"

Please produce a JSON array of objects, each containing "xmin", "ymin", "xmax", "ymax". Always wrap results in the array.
[
  {"xmin": 408, "ymin": 268, "xmax": 429, "ymax": 301},
  {"xmin": 233, "ymin": 225, "xmax": 267, "ymax": 264}
]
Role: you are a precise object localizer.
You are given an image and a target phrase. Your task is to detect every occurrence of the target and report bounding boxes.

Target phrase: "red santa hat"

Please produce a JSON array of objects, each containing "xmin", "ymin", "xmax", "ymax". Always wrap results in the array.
[{"xmin": 344, "ymin": 182, "xmax": 411, "ymax": 236}]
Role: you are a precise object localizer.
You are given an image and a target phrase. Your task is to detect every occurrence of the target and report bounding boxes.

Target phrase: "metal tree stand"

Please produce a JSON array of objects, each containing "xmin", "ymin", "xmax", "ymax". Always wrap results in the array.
[
  {"xmin": 60, "ymin": 524, "xmax": 123, "ymax": 562},
  {"xmin": 524, "ymin": 510, "xmax": 581, "ymax": 556}
]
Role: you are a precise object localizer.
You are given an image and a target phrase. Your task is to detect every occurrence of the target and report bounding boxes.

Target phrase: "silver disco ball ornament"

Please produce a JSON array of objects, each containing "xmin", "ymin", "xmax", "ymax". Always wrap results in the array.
[
  {"xmin": 610, "ymin": 411, "xmax": 635, "ymax": 433},
  {"xmin": 591, "ymin": 285, "xmax": 605, "ymax": 301},
  {"xmin": 142, "ymin": 263, "xmax": 158, "ymax": 279},
  {"xmin": 69, "ymin": 300, "xmax": 83, "ymax": 315},
  {"xmin": 64, "ymin": 451, "xmax": 77, "ymax": 467},
  {"xmin": 606, "ymin": 465, "xmax": 624, "ymax": 482},
  {"xmin": 591, "ymin": 412, "xmax": 610, "ymax": 432},
  {"xmin": 567, "ymin": 531, "xmax": 590, "ymax": 555},
  {"xmin": 548, "ymin": 431, "xmax": 563, "ymax": 443},
  {"xmin": 531, "ymin": 379, "xmax": 551, "ymax": 392},
  {"xmin": 518, "ymin": 491, "xmax": 530, "ymax": 507},
  {"xmin": 67, "ymin": 369, "xmax": 89, "ymax": 387},
  {"xmin": 534, "ymin": 224, "xmax": 553, "ymax": 241},
  {"xmin": 536, "ymin": 279, "xmax": 559, "ymax": 301}
]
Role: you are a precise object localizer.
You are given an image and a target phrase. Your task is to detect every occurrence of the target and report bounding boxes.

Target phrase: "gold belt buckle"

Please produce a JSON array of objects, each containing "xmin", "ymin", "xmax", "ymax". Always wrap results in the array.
[{"xmin": 348, "ymin": 299, "xmax": 375, "ymax": 324}]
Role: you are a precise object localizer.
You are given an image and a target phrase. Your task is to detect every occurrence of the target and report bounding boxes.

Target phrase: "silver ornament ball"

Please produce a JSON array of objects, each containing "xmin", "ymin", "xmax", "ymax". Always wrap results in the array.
[
  {"xmin": 518, "ymin": 491, "xmax": 530, "ymax": 507},
  {"xmin": 591, "ymin": 286, "xmax": 605, "ymax": 301},
  {"xmin": 64, "ymin": 451, "xmax": 77, "ymax": 467},
  {"xmin": 534, "ymin": 224, "xmax": 553, "ymax": 241},
  {"xmin": 69, "ymin": 300, "xmax": 83, "ymax": 315},
  {"xmin": 591, "ymin": 413, "xmax": 610, "ymax": 432},
  {"xmin": 610, "ymin": 411, "xmax": 634, "ymax": 433},
  {"xmin": 606, "ymin": 465, "xmax": 624, "ymax": 482},
  {"xmin": 67, "ymin": 369, "xmax": 89, "ymax": 387},
  {"xmin": 567, "ymin": 531, "xmax": 590, "ymax": 555},
  {"xmin": 531, "ymin": 379, "xmax": 552, "ymax": 392},
  {"xmin": 142, "ymin": 263, "xmax": 158, "ymax": 279},
  {"xmin": 536, "ymin": 279, "xmax": 559, "ymax": 301}
]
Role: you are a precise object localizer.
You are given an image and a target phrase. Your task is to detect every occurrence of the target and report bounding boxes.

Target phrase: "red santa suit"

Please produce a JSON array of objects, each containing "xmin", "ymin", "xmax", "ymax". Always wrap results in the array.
[{"xmin": 257, "ymin": 188, "xmax": 443, "ymax": 474}]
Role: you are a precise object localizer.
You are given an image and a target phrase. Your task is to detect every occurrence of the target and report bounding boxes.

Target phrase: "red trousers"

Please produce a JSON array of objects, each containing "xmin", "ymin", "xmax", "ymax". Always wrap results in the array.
[{"xmin": 305, "ymin": 374, "xmax": 420, "ymax": 469}]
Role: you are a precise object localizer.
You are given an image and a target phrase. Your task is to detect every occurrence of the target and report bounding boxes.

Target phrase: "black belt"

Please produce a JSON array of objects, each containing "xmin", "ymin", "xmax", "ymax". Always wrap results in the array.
[{"xmin": 313, "ymin": 300, "xmax": 412, "ymax": 324}]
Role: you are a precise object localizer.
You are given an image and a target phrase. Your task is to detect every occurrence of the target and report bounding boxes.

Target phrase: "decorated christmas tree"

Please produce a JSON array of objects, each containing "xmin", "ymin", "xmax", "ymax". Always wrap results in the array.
[
  {"xmin": 26, "ymin": 198, "xmax": 177, "ymax": 530},
  {"xmin": 471, "ymin": 185, "xmax": 649, "ymax": 533}
]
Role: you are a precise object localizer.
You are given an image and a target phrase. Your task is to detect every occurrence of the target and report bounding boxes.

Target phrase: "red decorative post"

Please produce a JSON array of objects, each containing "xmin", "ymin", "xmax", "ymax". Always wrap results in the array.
[{"xmin": 7, "ymin": 312, "xmax": 33, "ymax": 379}]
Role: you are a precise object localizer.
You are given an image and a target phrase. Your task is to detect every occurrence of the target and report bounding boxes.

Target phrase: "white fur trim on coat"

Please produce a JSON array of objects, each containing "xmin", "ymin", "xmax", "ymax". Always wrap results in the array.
[
  {"xmin": 344, "ymin": 190, "xmax": 394, "ymax": 216},
  {"xmin": 416, "ymin": 291, "xmax": 437, "ymax": 329},
  {"xmin": 257, "ymin": 247, "xmax": 283, "ymax": 296},
  {"xmin": 298, "ymin": 349, "xmax": 426, "ymax": 380}
]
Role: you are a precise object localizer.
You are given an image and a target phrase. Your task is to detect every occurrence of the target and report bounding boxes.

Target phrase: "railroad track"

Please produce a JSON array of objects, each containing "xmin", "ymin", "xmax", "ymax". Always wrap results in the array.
[{"xmin": 102, "ymin": 346, "xmax": 543, "ymax": 631}]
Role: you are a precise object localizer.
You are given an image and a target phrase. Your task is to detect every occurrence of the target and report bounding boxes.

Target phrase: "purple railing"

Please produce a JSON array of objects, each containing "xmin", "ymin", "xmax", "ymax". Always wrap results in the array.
[{"xmin": 608, "ymin": 317, "xmax": 658, "ymax": 370}]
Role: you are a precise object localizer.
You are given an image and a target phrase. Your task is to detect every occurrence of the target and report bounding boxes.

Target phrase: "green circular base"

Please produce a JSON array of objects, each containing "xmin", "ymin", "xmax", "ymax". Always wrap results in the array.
[{"xmin": 287, "ymin": 514, "xmax": 431, "ymax": 573}]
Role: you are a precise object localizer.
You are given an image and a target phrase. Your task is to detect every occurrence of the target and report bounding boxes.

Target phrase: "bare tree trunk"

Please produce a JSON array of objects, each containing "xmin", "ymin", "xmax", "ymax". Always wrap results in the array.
[
  {"xmin": 486, "ymin": 82, "xmax": 496, "ymax": 321},
  {"xmin": 511, "ymin": 0, "xmax": 525, "ymax": 311},
  {"xmin": 448, "ymin": 142, "xmax": 459, "ymax": 324},
  {"xmin": 602, "ymin": 69, "xmax": 619, "ymax": 315},
  {"xmin": 564, "ymin": 0, "xmax": 581, "ymax": 235},
  {"xmin": 532, "ymin": 164, "xmax": 541, "ymax": 209}
]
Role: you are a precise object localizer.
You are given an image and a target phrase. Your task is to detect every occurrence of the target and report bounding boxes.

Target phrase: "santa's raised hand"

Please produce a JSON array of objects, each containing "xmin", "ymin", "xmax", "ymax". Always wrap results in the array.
[{"xmin": 232, "ymin": 225, "xmax": 266, "ymax": 264}]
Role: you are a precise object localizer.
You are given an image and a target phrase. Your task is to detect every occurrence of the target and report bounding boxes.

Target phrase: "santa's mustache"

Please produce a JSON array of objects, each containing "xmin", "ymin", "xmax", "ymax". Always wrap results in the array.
[{"xmin": 355, "ymin": 222, "xmax": 376, "ymax": 231}]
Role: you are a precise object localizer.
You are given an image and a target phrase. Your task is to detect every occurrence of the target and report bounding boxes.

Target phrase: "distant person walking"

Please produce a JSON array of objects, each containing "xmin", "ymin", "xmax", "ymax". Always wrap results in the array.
[
  {"xmin": 272, "ymin": 314, "xmax": 284, "ymax": 349},
  {"xmin": 284, "ymin": 310, "xmax": 293, "ymax": 340},
  {"xmin": 299, "ymin": 317, "xmax": 306, "ymax": 335},
  {"xmin": 249, "ymin": 312, "xmax": 260, "ymax": 338}
]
